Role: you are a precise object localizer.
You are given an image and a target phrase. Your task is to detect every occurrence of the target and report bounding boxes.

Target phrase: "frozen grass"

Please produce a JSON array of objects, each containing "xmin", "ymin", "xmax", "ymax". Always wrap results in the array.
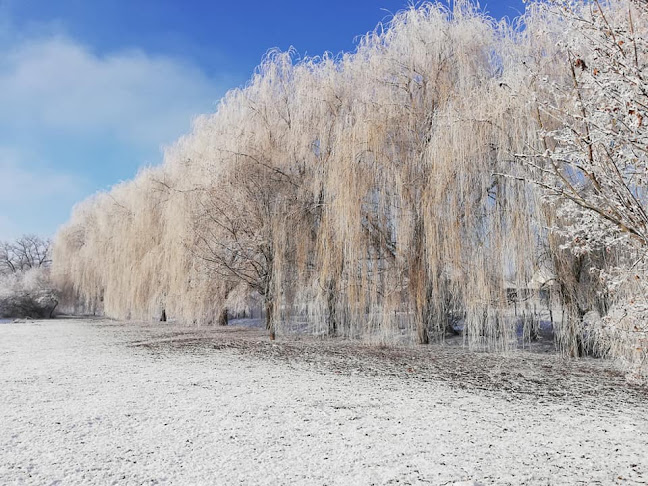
[{"xmin": 1, "ymin": 318, "xmax": 646, "ymax": 485}]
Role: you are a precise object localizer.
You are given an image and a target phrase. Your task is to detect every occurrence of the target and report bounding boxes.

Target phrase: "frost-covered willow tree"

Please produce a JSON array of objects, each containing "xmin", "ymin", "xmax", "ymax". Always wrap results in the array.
[
  {"xmin": 169, "ymin": 56, "xmax": 318, "ymax": 337},
  {"xmin": 289, "ymin": 3, "xmax": 547, "ymax": 347},
  {"xmin": 55, "ymin": 1, "xmax": 643, "ymax": 358},
  {"xmin": 53, "ymin": 168, "xmax": 171, "ymax": 319}
]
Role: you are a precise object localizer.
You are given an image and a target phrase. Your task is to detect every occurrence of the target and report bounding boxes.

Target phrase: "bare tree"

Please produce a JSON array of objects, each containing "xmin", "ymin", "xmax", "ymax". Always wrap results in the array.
[
  {"xmin": 0, "ymin": 235, "xmax": 58, "ymax": 318},
  {"xmin": 0, "ymin": 235, "xmax": 51, "ymax": 275}
]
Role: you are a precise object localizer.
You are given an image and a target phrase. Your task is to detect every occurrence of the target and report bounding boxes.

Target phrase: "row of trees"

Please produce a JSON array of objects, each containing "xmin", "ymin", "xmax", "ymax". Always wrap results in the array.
[{"xmin": 53, "ymin": 0, "xmax": 647, "ymax": 380}]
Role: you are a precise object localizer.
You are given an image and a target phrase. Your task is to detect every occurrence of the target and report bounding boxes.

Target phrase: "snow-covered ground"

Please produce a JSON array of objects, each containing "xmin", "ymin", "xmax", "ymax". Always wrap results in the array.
[{"xmin": 1, "ymin": 319, "xmax": 646, "ymax": 485}]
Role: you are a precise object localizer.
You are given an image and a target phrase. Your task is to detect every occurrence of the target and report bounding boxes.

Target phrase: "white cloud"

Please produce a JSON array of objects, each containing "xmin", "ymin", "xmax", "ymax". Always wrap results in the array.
[
  {"xmin": 0, "ymin": 35, "xmax": 221, "ymax": 147},
  {"xmin": 0, "ymin": 30, "xmax": 225, "ymax": 239}
]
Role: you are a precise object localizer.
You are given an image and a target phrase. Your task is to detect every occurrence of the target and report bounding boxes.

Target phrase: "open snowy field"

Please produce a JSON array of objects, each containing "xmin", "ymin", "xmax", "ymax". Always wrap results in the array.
[{"xmin": 1, "ymin": 319, "xmax": 646, "ymax": 485}]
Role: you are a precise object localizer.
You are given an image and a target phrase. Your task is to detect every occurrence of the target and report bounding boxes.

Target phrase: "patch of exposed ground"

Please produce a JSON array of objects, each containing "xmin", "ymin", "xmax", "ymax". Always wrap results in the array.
[{"xmin": 131, "ymin": 323, "xmax": 647, "ymax": 406}]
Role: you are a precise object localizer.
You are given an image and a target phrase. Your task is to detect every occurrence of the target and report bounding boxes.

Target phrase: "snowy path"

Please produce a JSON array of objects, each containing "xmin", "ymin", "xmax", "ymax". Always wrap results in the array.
[{"xmin": 0, "ymin": 319, "xmax": 646, "ymax": 485}]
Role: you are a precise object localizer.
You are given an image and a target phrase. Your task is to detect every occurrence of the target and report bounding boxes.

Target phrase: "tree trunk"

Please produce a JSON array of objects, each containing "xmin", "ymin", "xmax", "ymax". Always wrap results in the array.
[
  {"xmin": 48, "ymin": 300, "xmax": 58, "ymax": 319},
  {"xmin": 218, "ymin": 307, "xmax": 228, "ymax": 326},
  {"xmin": 417, "ymin": 322, "xmax": 430, "ymax": 345},
  {"xmin": 326, "ymin": 280, "xmax": 337, "ymax": 337},
  {"xmin": 265, "ymin": 299, "xmax": 275, "ymax": 340},
  {"xmin": 411, "ymin": 215, "xmax": 430, "ymax": 345}
]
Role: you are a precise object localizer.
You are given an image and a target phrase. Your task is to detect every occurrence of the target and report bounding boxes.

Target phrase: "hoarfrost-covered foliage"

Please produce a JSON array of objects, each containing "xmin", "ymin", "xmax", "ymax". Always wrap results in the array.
[
  {"xmin": 53, "ymin": 0, "xmax": 648, "ymax": 380},
  {"xmin": 0, "ymin": 235, "xmax": 58, "ymax": 318},
  {"xmin": 520, "ymin": 0, "xmax": 648, "ymax": 380}
]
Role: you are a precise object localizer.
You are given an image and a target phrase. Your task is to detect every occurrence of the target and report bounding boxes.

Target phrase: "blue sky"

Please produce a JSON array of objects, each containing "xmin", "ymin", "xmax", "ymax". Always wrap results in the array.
[{"xmin": 0, "ymin": 0, "xmax": 525, "ymax": 240}]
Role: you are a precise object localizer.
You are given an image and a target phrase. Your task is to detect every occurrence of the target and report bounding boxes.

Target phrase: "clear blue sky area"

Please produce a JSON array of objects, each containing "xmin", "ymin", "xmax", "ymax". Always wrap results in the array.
[
  {"xmin": 0, "ymin": 0, "xmax": 526, "ymax": 239},
  {"xmin": 7, "ymin": 0, "xmax": 527, "ymax": 76}
]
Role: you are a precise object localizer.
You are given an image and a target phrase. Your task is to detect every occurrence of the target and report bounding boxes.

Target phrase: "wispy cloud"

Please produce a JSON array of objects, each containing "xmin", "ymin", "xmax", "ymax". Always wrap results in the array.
[
  {"xmin": 0, "ymin": 36, "xmax": 220, "ymax": 146},
  {"xmin": 0, "ymin": 27, "xmax": 225, "ymax": 240}
]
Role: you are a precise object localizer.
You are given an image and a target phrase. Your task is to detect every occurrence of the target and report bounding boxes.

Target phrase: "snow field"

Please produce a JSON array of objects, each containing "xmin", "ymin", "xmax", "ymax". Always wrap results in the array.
[{"xmin": 1, "ymin": 319, "xmax": 646, "ymax": 485}]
